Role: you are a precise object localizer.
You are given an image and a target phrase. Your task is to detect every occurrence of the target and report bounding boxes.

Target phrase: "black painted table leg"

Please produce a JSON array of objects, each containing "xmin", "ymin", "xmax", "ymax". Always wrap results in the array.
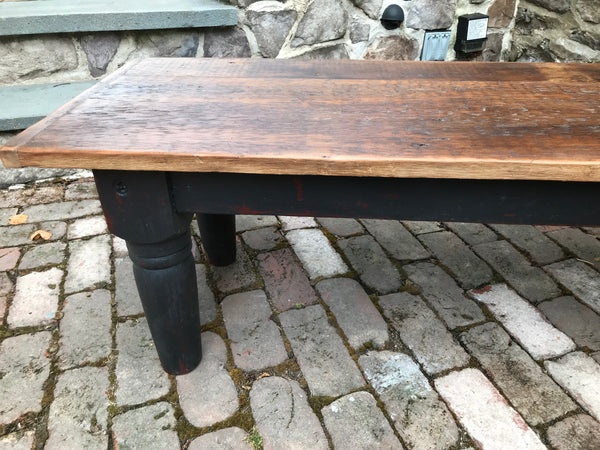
[
  {"xmin": 197, "ymin": 213, "xmax": 236, "ymax": 266},
  {"xmin": 127, "ymin": 231, "xmax": 201, "ymax": 374},
  {"xmin": 93, "ymin": 169, "xmax": 201, "ymax": 375}
]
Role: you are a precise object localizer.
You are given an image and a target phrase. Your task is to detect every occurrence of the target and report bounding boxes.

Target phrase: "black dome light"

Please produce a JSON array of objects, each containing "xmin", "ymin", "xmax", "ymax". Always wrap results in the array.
[{"xmin": 381, "ymin": 5, "xmax": 405, "ymax": 30}]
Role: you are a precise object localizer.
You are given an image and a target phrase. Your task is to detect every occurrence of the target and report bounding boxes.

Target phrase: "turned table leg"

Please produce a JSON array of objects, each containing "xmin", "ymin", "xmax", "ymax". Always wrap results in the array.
[
  {"xmin": 93, "ymin": 170, "xmax": 201, "ymax": 375},
  {"xmin": 196, "ymin": 213, "xmax": 236, "ymax": 266}
]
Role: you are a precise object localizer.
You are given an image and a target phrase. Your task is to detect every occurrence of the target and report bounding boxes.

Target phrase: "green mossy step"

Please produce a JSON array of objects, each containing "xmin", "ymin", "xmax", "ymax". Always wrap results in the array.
[
  {"xmin": 0, "ymin": 81, "xmax": 97, "ymax": 131},
  {"xmin": 0, "ymin": 0, "xmax": 237, "ymax": 36}
]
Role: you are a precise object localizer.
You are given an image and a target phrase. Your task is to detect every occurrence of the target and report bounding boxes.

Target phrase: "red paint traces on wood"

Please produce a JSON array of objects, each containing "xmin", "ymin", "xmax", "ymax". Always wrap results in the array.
[
  {"xmin": 157, "ymin": 197, "xmax": 166, "ymax": 206},
  {"xmin": 504, "ymin": 213, "xmax": 516, "ymax": 217},
  {"xmin": 236, "ymin": 205, "xmax": 264, "ymax": 215},
  {"xmin": 471, "ymin": 285, "xmax": 492, "ymax": 294},
  {"xmin": 293, "ymin": 178, "xmax": 304, "ymax": 201},
  {"xmin": 356, "ymin": 200, "xmax": 368, "ymax": 208}
]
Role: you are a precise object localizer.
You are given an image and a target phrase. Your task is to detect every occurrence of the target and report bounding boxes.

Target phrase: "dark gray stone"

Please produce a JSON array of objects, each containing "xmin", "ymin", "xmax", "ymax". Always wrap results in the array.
[
  {"xmin": 445, "ymin": 222, "xmax": 497, "ymax": 246},
  {"xmin": 403, "ymin": 261, "xmax": 485, "ymax": 328},
  {"xmin": 338, "ymin": 234, "xmax": 403, "ymax": 294},
  {"xmin": 474, "ymin": 240, "xmax": 560, "ymax": 303},
  {"xmin": 362, "ymin": 219, "xmax": 430, "ymax": 261},
  {"xmin": 545, "ymin": 259, "xmax": 600, "ymax": 314},
  {"xmin": 246, "ymin": 4, "xmax": 297, "ymax": 58},
  {"xmin": 406, "ymin": 0, "xmax": 457, "ymax": 30},
  {"xmin": 19, "ymin": 241, "xmax": 66, "ymax": 270},
  {"xmin": 489, "ymin": 224, "xmax": 564, "ymax": 265},
  {"xmin": 317, "ymin": 217, "xmax": 364, "ymax": 237},
  {"xmin": 242, "ymin": 227, "xmax": 283, "ymax": 250},
  {"xmin": 292, "ymin": 0, "xmax": 348, "ymax": 47},
  {"xmin": 547, "ymin": 227, "xmax": 600, "ymax": 269},
  {"xmin": 80, "ymin": 33, "xmax": 120, "ymax": 77},
  {"xmin": 460, "ymin": 322, "xmax": 577, "ymax": 425},
  {"xmin": 538, "ymin": 296, "xmax": 600, "ymax": 350},
  {"xmin": 379, "ymin": 292, "xmax": 470, "ymax": 374},
  {"xmin": 529, "ymin": 0, "xmax": 570, "ymax": 14},
  {"xmin": 279, "ymin": 305, "xmax": 365, "ymax": 396},
  {"xmin": 204, "ymin": 27, "xmax": 251, "ymax": 58},
  {"xmin": 364, "ymin": 35, "xmax": 420, "ymax": 60},
  {"xmin": 418, "ymin": 231, "xmax": 493, "ymax": 289}
]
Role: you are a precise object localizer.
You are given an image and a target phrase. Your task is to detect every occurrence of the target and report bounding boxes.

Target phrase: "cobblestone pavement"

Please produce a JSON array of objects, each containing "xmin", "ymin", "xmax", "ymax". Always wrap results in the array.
[{"xmin": 1, "ymin": 176, "xmax": 600, "ymax": 449}]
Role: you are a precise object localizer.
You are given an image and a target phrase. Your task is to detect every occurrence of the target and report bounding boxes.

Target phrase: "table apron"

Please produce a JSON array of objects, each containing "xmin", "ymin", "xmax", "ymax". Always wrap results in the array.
[{"xmin": 169, "ymin": 172, "xmax": 600, "ymax": 227}]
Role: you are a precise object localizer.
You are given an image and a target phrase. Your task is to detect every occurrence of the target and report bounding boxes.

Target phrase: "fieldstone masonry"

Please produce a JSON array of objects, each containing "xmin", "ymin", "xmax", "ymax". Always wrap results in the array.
[{"xmin": 1, "ymin": 176, "xmax": 600, "ymax": 448}]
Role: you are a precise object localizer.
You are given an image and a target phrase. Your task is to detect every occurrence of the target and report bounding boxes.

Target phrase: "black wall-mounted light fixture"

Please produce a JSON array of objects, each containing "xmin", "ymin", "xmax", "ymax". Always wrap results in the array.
[
  {"xmin": 381, "ymin": 5, "xmax": 405, "ymax": 30},
  {"xmin": 455, "ymin": 13, "xmax": 489, "ymax": 54}
]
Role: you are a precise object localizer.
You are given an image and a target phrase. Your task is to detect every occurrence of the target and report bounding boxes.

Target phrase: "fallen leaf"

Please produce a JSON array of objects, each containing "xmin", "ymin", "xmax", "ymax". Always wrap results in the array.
[
  {"xmin": 257, "ymin": 372, "xmax": 270, "ymax": 380},
  {"xmin": 30, "ymin": 230, "xmax": 52, "ymax": 241},
  {"xmin": 8, "ymin": 214, "xmax": 28, "ymax": 225}
]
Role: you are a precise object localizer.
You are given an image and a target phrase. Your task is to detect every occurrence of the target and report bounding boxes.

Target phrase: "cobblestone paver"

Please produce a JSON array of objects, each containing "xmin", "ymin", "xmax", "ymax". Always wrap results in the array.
[{"xmin": 2, "ymin": 178, "xmax": 600, "ymax": 448}]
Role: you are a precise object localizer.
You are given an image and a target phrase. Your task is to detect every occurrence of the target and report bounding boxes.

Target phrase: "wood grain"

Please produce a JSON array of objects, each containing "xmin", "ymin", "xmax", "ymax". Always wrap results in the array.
[{"xmin": 2, "ymin": 58, "xmax": 599, "ymax": 181}]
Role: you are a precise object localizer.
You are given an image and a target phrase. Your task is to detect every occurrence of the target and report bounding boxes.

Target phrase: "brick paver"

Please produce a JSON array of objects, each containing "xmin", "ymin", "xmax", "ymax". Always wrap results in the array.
[
  {"xmin": 316, "ymin": 277, "xmax": 388, "ymax": 349},
  {"xmin": 189, "ymin": 427, "xmax": 251, "ymax": 449},
  {"xmin": 460, "ymin": 322, "xmax": 577, "ymax": 425},
  {"xmin": 0, "ymin": 332, "xmax": 51, "ymax": 424},
  {"xmin": 64, "ymin": 234, "xmax": 111, "ymax": 294},
  {"xmin": 279, "ymin": 304, "xmax": 365, "ymax": 396},
  {"xmin": 2, "ymin": 177, "xmax": 600, "ymax": 448},
  {"xmin": 257, "ymin": 248, "xmax": 318, "ymax": 311},
  {"xmin": 418, "ymin": 230, "xmax": 493, "ymax": 289},
  {"xmin": 8, "ymin": 267, "xmax": 62, "ymax": 327},
  {"xmin": 435, "ymin": 368, "xmax": 546, "ymax": 450},
  {"xmin": 115, "ymin": 318, "xmax": 170, "ymax": 406},
  {"xmin": 361, "ymin": 218, "xmax": 430, "ymax": 260},
  {"xmin": 18, "ymin": 241, "xmax": 65, "ymax": 270},
  {"xmin": 321, "ymin": 391, "xmax": 402, "ymax": 449},
  {"xmin": 111, "ymin": 403, "xmax": 179, "ymax": 450},
  {"xmin": 250, "ymin": 376, "xmax": 328, "ymax": 449},
  {"xmin": 546, "ymin": 414, "xmax": 600, "ymax": 450},
  {"xmin": 404, "ymin": 261, "xmax": 485, "ymax": 328},
  {"xmin": 46, "ymin": 367, "xmax": 109, "ymax": 449},
  {"xmin": 360, "ymin": 351, "xmax": 458, "ymax": 449},
  {"xmin": 222, "ymin": 290, "xmax": 287, "ymax": 370},
  {"xmin": 338, "ymin": 234, "xmax": 403, "ymax": 294},
  {"xmin": 286, "ymin": 228, "xmax": 348, "ymax": 279},
  {"xmin": 379, "ymin": 292, "xmax": 470, "ymax": 374},
  {"xmin": 544, "ymin": 352, "xmax": 600, "ymax": 421},
  {"xmin": 470, "ymin": 284, "xmax": 575, "ymax": 359},
  {"xmin": 474, "ymin": 240, "xmax": 560, "ymax": 302},
  {"xmin": 545, "ymin": 258, "xmax": 600, "ymax": 314},
  {"xmin": 58, "ymin": 290, "xmax": 111, "ymax": 369},
  {"xmin": 177, "ymin": 332, "xmax": 238, "ymax": 428},
  {"xmin": 489, "ymin": 224, "xmax": 564, "ymax": 264}
]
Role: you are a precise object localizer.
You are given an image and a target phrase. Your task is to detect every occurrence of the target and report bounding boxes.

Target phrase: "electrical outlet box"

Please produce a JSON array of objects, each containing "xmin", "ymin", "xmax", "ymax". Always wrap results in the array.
[
  {"xmin": 455, "ymin": 13, "xmax": 489, "ymax": 54},
  {"xmin": 421, "ymin": 31, "xmax": 452, "ymax": 61}
]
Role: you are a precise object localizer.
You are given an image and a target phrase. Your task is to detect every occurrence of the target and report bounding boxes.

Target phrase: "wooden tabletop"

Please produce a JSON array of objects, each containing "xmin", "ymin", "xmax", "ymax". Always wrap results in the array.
[{"xmin": 2, "ymin": 58, "xmax": 600, "ymax": 181}]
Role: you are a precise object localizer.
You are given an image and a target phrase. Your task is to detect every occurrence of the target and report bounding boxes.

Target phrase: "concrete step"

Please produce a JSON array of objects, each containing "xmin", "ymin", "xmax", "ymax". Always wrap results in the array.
[
  {"xmin": 0, "ymin": 81, "xmax": 97, "ymax": 131},
  {"xmin": 0, "ymin": 0, "xmax": 237, "ymax": 36}
]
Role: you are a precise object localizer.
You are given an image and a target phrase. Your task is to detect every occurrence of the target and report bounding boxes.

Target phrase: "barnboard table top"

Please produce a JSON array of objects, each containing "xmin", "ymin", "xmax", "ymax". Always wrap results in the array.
[{"xmin": 2, "ymin": 58, "xmax": 600, "ymax": 181}]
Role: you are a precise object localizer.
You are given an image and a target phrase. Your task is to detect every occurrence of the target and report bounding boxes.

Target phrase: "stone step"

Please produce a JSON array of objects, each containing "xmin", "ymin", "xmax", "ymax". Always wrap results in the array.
[
  {"xmin": 0, "ymin": 0, "xmax": 237, "ymax": 36},
  {"xmin": 0, "ymin": 81, "xmax": 97, "ymax": 131}
]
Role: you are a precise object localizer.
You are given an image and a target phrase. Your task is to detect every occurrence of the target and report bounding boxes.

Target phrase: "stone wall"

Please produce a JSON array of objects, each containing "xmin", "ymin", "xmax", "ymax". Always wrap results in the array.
[{"xmin": 2, "ymin": 0, "xmax": 599, "ymax": 91}]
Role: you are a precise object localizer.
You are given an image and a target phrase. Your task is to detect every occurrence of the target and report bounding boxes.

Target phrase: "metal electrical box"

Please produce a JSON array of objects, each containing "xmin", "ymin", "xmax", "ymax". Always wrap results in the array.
[{"xmin": 421, "ymin": 31, "xmax": 452, "ymax": 61}]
